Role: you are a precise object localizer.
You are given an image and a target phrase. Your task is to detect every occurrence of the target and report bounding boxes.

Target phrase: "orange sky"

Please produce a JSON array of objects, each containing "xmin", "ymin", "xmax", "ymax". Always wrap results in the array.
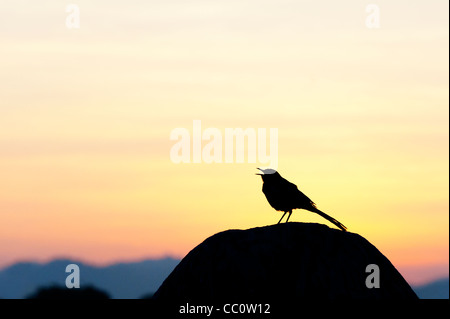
[{"xmin": 0, "ymin": 1, "xmax": 448, "ymax": 284}]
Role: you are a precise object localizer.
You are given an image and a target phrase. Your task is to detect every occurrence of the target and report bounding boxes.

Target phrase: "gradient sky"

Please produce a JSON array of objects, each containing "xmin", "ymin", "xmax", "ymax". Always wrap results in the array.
[{"xmin": 0, "ymin": 0, "xmax": 448, "ymax": 285}]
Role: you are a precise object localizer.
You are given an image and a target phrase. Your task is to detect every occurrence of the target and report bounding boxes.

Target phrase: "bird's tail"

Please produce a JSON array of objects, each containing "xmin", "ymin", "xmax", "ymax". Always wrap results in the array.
[{"xmin": 311, "ymin": 208, "xmax": 347, "ymax": 232}]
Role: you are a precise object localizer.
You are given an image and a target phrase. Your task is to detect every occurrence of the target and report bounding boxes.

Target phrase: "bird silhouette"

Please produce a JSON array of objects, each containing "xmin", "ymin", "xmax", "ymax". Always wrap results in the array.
[{"xmin": 256, "ymin": 168, "xmax": 347, "ymax": 231}]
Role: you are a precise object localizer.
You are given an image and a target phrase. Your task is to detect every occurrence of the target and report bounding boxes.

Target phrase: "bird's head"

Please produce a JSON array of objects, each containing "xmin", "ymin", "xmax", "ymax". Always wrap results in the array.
[{"xmin": 255, "ymin": 168, "xmax": 280, "ymax": 182}]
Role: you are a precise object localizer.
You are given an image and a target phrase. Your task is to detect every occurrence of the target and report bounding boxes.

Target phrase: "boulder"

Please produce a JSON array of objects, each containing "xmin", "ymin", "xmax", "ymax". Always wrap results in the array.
[{"xmin": 154, "ymin": 222, "xmax": 418, "ymax": 300}]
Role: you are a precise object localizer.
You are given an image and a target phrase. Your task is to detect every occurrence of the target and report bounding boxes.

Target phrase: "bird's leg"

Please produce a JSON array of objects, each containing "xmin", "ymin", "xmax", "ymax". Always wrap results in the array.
[
  {"xmin": 285, "ymin": 210, "xmax": 293, "ymax": 223},
  {"xmin": 277, "ymin": 212, "xmax": 287, "ymax": 224}
]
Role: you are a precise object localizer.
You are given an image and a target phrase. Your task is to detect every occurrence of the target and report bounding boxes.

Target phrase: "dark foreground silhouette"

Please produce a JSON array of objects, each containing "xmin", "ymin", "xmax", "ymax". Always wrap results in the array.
[
  {"xmin": 256, "ymin": 168, "xmax": 347, "ymax": 231},
  {"xmin": 153, "ymin": 223, "xmax": 418, "ymax": 300},
  {"xmin": 26, "ymin": 285, "xmax": 110, "ymax": 299}
]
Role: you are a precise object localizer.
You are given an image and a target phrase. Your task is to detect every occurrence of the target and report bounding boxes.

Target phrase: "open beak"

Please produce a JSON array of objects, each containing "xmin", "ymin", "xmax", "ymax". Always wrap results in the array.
[{"xmin": 255, "ymin": 167, "xmax": 263, "ymax": 175}]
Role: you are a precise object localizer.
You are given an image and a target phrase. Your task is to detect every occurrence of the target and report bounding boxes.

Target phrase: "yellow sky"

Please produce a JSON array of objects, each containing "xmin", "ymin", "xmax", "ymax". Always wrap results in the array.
[{"xmin": 0, "ymin": 1, "xmax": 448, "ymax": 283}]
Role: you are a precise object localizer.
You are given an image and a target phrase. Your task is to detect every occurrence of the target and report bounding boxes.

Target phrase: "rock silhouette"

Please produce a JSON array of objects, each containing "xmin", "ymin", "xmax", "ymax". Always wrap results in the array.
[{"xmin": 153, "ymin": 223, "xmax": 418, "ymax": 300}]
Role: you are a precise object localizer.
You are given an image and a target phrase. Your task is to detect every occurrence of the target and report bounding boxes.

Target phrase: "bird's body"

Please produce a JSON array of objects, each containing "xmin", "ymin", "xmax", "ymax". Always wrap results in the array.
[
  {"xmin": 261, "ymin": 173, "xmax": 315, "ymax": 213},
  {"xmin": 257, "ymin": 168, "xmax": 347, "ymax": 231}
]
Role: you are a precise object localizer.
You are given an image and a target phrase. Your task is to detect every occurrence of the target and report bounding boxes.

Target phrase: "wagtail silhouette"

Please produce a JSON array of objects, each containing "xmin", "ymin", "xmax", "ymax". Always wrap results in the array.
[{"xmin": 256, "ymin": 168, "xmax": 347, "ymax": 231}]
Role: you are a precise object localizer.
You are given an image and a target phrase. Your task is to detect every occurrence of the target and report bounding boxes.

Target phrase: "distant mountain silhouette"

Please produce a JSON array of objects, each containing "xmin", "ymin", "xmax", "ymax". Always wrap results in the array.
[
  {"xmin": 154, "ymin": 223, "xmax": 418, "ymax": 300},
  {"xmin": 0, "ymin": 241, "xmax": 446, "ymax": 299},
  {"xmin": 0, "ymin": 258, "xmax": 179, "ymax": 299},
  {"xmin": 413, "ymin": 278, "xmax": 449, "ymax": 299}
]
